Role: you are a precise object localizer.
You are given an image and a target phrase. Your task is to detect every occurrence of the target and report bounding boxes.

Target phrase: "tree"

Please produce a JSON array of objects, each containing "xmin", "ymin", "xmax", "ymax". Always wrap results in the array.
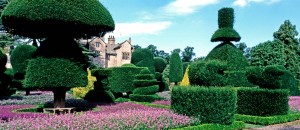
[
  {"xmin": 273, "ymin": 20, "xmax": 300, "ymax": 79},
  {"xmin": 207, "ymin": 7, "xmax": 248, "ymax": 71},
  {"xmin": 171, "ymin": 48, "xmax": 181, "ymax": 54},
  {"xmin": 181, "ymin": 46, "xmax": 195, "ymax": 62},
  {"xmin": 169, "ymin": 52, "xmax": 183, "ymax": 85},
  {"xmin": 2, "ymin": 0, "xmax": 115, "ymax": 108},
  {"xmin": 133, "ymin": 44, "xmax": 142, "ymax": 50},
  {"xmin": 146, "ymin": 44, "xmax": 159, "ymax": 57},
  {"xmin": 0, "ymin": 33, "xmax": 13, "ymax": 51}
]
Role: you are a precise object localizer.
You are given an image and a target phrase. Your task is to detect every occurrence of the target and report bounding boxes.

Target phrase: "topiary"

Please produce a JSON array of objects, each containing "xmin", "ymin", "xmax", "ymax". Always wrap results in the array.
[
  {"xmin": 179, "ymin": 65, "xmax": 190, "ymax": 86},
  {"xmin": 154, "ymin": 57, "xmax": 167, "ymax": 73},
  {"xmin": 189, "ymin": 60, "xmax": 228, "ymax": 86},
  {"xmin": 169, "ymin": 52, "xmax": 183, "ymax": 85},
  {"xmin": 131, "ymin": 48, "xmax": 155, "ymax": 74},
  {"xmin": 72, "ymin": 68, "xmax": 97, "ymax": 98},
  {"xmin": 0, "ymin": 50, "xmax": 14, "ymax": 96}
]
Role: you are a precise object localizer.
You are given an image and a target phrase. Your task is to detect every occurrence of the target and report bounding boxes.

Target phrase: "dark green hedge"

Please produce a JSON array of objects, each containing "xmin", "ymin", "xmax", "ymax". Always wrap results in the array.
[
  {"xmin": 237, "ymin": 88, "xmax": 289, "ymax": 116},
  {"xmin": 84, "ymin": 90, "xmax": 115, "ymax": 103},
  {"xmin": 206, "ymin": 42, "xmax": 248, "ymax": 71},
  {"xmin": 131, "ymin": 48, "xmax": 155, "ymax": 74},
  {"xmin": 133, "ymin": 79, "xmax": 157, "ymax": 87},
  {"xmin": 188, "ymin": 60, "xmax": 228, "ymax": 86},
  {"xmin": 169, "ymin": 52, "xmax": 183, "ymax": 83},
  {"xmin": 23, "ymin": 57, "xmax": 88, "ymax": 89},
  {"xmin": 171, "ymin": 86, "xmax": 237, "ymax": 125},
  {"xmin": 173, "ymin": 121, "xmax": 245, "ymax": 130},
  {"xmin": 10, "ymin": 45, "xmax": 37, "ymax": 77},
  {"xmin": 109, "ymin": 66, "xmax": 145, "ymax": 93},
  {"xmin": 129, "ymin": 94, "xmax": 162, "ymax": 102},
  {"xmin": 235, "ymin": 113, "xmax": 300, "ymax": 125},
  {"xmin": 0, "ymin": 51, "xmax": 7, "ymax": 73},
  {"xmin": 154, "ymin": 57, "xmax": 167, "ymax": 73},
  {"xmin": 2, "ymin": 0, "xmax": 114, "ymax": 38},
  {"xmin": 218, "ymin": 7, "xmax": 234, "ymax": 28},
  {"xmin": 225, "ymin": 71, "xmax": 254, "ymax": 87},
  {"xmin": 135, "ymin": 74, "xmax": 155, "ymax": 80},
  {"xmin": 92, "ymin": 68, "xmax": 112, "ymax": 91},
  {"xmin": 132, "ymin": 85, "xmax": 159, "ymax": 95}
]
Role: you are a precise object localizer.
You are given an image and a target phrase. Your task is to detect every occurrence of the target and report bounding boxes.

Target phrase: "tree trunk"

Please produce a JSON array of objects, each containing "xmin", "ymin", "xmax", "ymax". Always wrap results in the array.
[
  {"xmin": 53, "ymin": 89, "xmax": 66, "ymax": 108},
  {"xmin": 25, "ymin": 90, "xmax": 30, "ymax": 96}
]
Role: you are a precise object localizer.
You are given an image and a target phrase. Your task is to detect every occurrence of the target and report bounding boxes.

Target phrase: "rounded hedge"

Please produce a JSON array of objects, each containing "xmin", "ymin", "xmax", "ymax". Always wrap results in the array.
[
  {"xmin": 132, "ymin": 85, "xmax": 159, "ymax": 95},
  {"xmin": 131, "ymin": 48, "xmax": 155, "ymax": 74},
  {"xmin": 23, "ymin": 57, "xmax": 88, "ymax": 89},
  {"xmin": 10, "ymin": 45, "xmax": 37, "ymax": 76},
  {"xmin": 154, "ymin": 57, "xmax": 167, "ymax": 73},
  {"xmin": 206, "ymin": 42, "xmax": 249, "ymax": 71},
  {"xmin": 1, "ymin": 0, "xmax": 114, "ymax": 38},
  {"xmin": 169, "ymin": 52, "xmax": 183, "ymax": 83}
]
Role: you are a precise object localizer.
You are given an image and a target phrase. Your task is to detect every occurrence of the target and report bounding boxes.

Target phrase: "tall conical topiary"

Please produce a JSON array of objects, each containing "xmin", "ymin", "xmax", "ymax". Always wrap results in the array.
[
  {"xmin": 2, "ymin": 0, "xmax": 114, "ymax": 108},
  {"xmin": 207, "ymin": 7, "xmax": 248, "ymax": 71},
  {"xmin": 169, "ymin": 52, "xmax": 183, "ymax": 85}
]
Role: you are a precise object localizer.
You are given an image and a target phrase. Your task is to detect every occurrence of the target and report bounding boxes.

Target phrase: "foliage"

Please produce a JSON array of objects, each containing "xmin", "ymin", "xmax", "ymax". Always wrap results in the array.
[
  {"xmin": 188, "ymin": 60, "xmax": 228, "ymax": 86},
  {"xmin": 235, "ymin": 113, "xmax": 300, "ymax": 125},
  {"xmin": 115, "ymin": 97, "xmax": 130, "ymax": 103},
  {"xmin": 121, "ymin": 63, "xmax": 136, "ymax": 67},
  {"xmin": 131, "ymin": 48, "xmax": 155, "ymax": 74},
  {"xmin": 0, "ymin": 33, "xmax": 14, "ymax": 50},
  {"xmin": 250, "ymin": 40, "xmax": 286, "ymax": 67},
  {"xmin": 72, "ymin": 68, "xmax": 96, "ymax": 98},
  {"xmin": 0, "ymin": 49, "xmax": 6, "ymax": 73},
  {"xmin": 10, "ymin": 45, "xmax": 37, "ymax": 76},
  {"xmin": 109, "ymin": 66, "xmax": 144, "ymax": 93},
  {"xmin": 179, "ymin": 65, "xmax": 190, "ymax": 86},
  {"xmin": 129, "ymin": 94, "xmax": 162, "ymax": 102},
  {"xmin": 1, "ymin": 0, "xmax": 114, "ymax": 38},
  {"xmin": 0, "ymin": 50, "xmax": 14, "ymax": 96},
  {"xmin": 211, "ymin": 7, "xmax": 240, "ymax": 42},
  {"xmin": 171, "ymin": 86, "xmax": 237, "ymax": 125},
  {"xmin": 173, "ymin": 121, "xmax": 245, "ymax": 130},
  {"xmin": 84, "ymin": 90, "xmax": 115, "ymax": 103},
  {"xmin": 225, "ymin": 71, "xmax": 254, "ymax": 87},
  {"xmin": 23, "ymin": 57, "xmax": 88, "ymax": 89},
  {"xmin": 169, "ymin": 52, "xmax": 183, "ymax": 84},
  {"xmin": 237, "ymin": 87, "xmax": 289, "ymax": 116},
  {"xmin": 133, "ymin": 85, "xmax": 159, "ymax": 95},
  {"xmin": 162, "ymin": 65, "xmax": 170, "ymax": 84},
  {"xmin": 154, "ymin": 57, "xmax": 167, "ymax": 73},
  {"xmin": 181, "ymin": 46, "xmax": 195, "ymax": 62},
  {"xmin": 206, "ymin": 42, "xmax": 249, "ymax": 71}
]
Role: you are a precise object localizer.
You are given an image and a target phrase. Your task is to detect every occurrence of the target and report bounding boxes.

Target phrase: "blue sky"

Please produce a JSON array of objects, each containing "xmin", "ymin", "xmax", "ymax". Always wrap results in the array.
[{"xmin": 100, "ymin": 0, "xmax": 300, "ymax": 57}]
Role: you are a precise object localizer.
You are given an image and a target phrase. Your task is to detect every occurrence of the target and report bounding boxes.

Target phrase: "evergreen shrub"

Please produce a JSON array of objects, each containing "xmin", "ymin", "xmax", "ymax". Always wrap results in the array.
[
  {"xmin": 129, "ymin": 94, "xmax": 162, "ymax": 102},
  {"xmin": 171, "ymin": 86, "xmax": 237, "ymax": 125},
  {"xmin": 188, "ymin": 60, "xmax": 228, "ymax": 86},
  {"xmin": 154, "ymin": 57, "xmax": 167, "ymax": 73},
  {"xmin": 131, "ymin": 48, "xmax": 155, "ymax": 73},
  {"xmin": 84, "ymin": 90, "xmax": 115, "ymax": 103},
  {"xmin": 225, "ymin": 71, "xmax": 254, "ymax": 87},
  {"xmin": 237, "ymin": 87, "xmax": 289, "ymax": 116},
  {"xmin": 169, "ymin": 52, "xmax": 183, "ymax": 83},
  {"xmin": 132, "ymin": 85, "xmax": 159, "ymax": 95}
]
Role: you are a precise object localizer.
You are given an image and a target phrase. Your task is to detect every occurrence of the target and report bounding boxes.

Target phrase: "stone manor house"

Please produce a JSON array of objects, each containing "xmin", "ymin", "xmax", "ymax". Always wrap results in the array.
[{"xmin": 80, "ymin": 36, "xmax": 133, "ymax": 68}]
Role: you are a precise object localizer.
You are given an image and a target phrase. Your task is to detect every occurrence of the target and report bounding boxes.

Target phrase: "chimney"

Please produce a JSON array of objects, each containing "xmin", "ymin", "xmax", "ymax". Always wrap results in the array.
[
  {"xmin": 128, "ymin": 37, "xmax": 131, "ymax": 44},
  {"xmin": 108, "ymin": 35, "xmax": 115, "ymax": 45}
]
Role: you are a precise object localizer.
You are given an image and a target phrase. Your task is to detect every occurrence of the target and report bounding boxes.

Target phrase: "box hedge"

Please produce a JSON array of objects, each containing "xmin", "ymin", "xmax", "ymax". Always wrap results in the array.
[
  {"xmin": 132, "ymin": 85, "xmax": 159, "ymax": 95},
  {"xmin": 237, "ymin": 87, "xmax": 289, "ymax": 116},
  {"xmin": 171, "ymin": 86, "xmax": 237, "ymax": 125},
  {"xmin": 129, "ymin": 94, "xmax": 162, "ymax": 102}
]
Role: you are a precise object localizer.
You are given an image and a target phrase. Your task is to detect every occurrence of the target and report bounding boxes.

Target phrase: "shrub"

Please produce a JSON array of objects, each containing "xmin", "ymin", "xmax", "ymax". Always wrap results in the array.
[
  {"xmin": 179, "ymin": 65, "xmax": 190, "ymax": 86},
  {"xmin": 154, "ymin": 57, "xmax": 167, "ymax": 73},
  {"xmin": 235, "ymin": 113, "xmax": 300, "ymax": 125},
  {"xmin": 237, "ymin": 87, "xmax": 289, "ymax": 116},
  {"xmin": 109, "ymin": 66, "xmax": 145, "ymax": 93},
  {"xmin": 131, "ymin": 48, "xmax": 155, "ymax": 73},
  {"xmin": 169, "ymin": 52, "xmax": 183, "ymax": 84},
  {"xmin": 121, "ymin": 63, "xmax": 136, "ymax": 67},
  {"xmin": 84, "ymin": 90, "xmax": 115, "ymax": 103},
  {"xmin": 171, "ymin": 86, "xmax": 237, "ymax": 125},
  {"xmin": 72, "ymin": 68, "xmax": 96, "ymax": 98},
  {"xmin": 91, "ymin": 68, "xmax": 112, "ymax": 90},
  {"xmin": 206, "ymin": 42, "xmax": 248, "ymax": 71},
  {"xmin": 0, "ymin": 50, "xmax": 14, "ymax": 96},
  {"xmin": 115, "ymin": 97, "xmax": 130, "ymax": 103},
  {"xmin": 182, "ymin": 62, "xmax": 190, "ymax": 74},
  {"xmin": 225, "ymin": 71, "xmax": 254, "ymax": 87},
  {"xmin": 129, "ymin": 94, "xmax": 162, "ymax": 102},
  {"xmin": 188, "ymin": 60, "xmax": 228, "ymax": 86},
  {"xmin": 133, "ymin": 85, "xmax": 159, "ymax": 95},
  {"xmin": 23, "ymin": 57, "xmax": 87, "ymax": 89},
  {"xmin": 10, "ymin": 45, "xmax": 37, "ymax": 76},
  {"xmin": 173, "ymin": 121, "xmax": 245, "ymax": 130}
]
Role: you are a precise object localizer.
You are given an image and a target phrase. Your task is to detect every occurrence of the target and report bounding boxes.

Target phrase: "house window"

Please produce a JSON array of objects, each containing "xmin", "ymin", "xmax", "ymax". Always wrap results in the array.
[
  {"xmin": 96, "ymin": 42, "xmax": 100, "ymax": 47},
  {"xmin": 122, "ymin": 52, "xmax": 130, "ymax": 60}
]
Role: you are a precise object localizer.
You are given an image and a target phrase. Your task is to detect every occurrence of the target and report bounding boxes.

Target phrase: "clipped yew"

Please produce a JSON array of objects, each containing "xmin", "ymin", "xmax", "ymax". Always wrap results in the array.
[
  {"xmin": 131, "ymin": 48, "xmax": 155, "ymax": 74},
  {"xmin": 2, "ymin": 0, "xmax": 114, "ymax": 108},
  {"xmin": 169, "ymin": 52, "xmax": 183, "ymax": 85},
  {"xmin": 0, "ymin": 50, "xmax": 14, "ymax": 96}
]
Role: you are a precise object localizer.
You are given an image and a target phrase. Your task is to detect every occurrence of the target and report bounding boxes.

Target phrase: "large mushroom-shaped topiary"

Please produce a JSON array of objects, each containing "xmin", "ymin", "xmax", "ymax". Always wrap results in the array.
[
  {"xmin": 207, "ymin": 7, "xmax": 248, "ymax": 71},
  {"xmin": 1, "ymin": 0, "xmax": 114, "ymax": 108}
]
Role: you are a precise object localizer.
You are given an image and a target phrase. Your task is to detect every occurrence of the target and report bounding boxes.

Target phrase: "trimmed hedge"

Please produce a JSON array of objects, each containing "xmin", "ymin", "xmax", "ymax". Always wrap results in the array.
[
  {"xmin": 133, "ymin": 85, "xmax": 159, "ymax": 95},
  {"xmin": 206, "ymin": 42, "xmax": 249, "ymax": 71},
  {"xmin": 23, "ymin": 57, "xmax": 88, "ymax": 89},
  {"xmin": 235, "ymin": 113, "xmax": 300, "ymax": 125},
  {"xmin": 169, "ymin": 52, "xmax": 183, "ymax": 83},
  {"xmin": 133, "ymin": 79, "xmax": 157, "ymax": 87},
  {"xmin": 0, "ymin": 50, "xmax": 7, "ymax": 73},
  {"xmin": 10, "ymin": 45, "xmax": 37, "ymax": 76},
  {"xmin": 109, "ymin": 66, "xmax": 145, "ymax": 93},
  {"xmin": 129, "ymin": 94, "xmax": 162, "ymax": 102},
  {"xmin": 154, "ymin": 57, "xmax": 167, "ymax": 73},
  {"xmin": 237, "ymin": 87, "xmax": 289, "ymax": 116},
  {"xmin": 131, "ymin": 48, "xmax": 155, "ymax": 74},
  {"xmin": 1, "ymin": 0, "xmax": 114, "ymax": 38},
  {"xmin": 172, "ymin": 121, "xmax": 245, "ymax": 130},
  {"xmin": 188, "ymin": 60, "xmax": 228, "ymax": 86},
  {"xmin": 84, "ymin": 90, "xmax": 115, "ymax": 103},
  {"xmin": 225, "ymin": 71, "xmax": 254, "ymax": 87},
  {"xmin": 171, "ymin": 86, "xmax": 237, "ymax": 125}
]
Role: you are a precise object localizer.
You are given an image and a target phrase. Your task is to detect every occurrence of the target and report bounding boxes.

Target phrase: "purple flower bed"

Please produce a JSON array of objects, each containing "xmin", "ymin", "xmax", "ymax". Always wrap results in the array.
[
  {"xmin": 289, "ymin": 96, "xmax": 300, "ymax": 111},
  {"xmin": 0, "ymin": 105, "xmax": 49, "ymax": 122},
  {"xmin": 0, "ymin": 102, "xmax": 199, "ymax": 129},
  {"xmin": 152, "ymin": 100, "xmax": 171, "ymax": 106}
]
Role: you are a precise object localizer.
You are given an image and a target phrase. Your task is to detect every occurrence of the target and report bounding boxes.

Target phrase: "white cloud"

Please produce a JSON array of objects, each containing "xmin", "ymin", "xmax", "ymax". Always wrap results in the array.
[
  {"xmin": 233, "ymin": 0, "xmax": 281, "ymax": 7},
  {"xmin": 108, "ymin": 21, "xmax": 172, "ymax": 38},
  {"xmin": 163, "ymin": 0, "xmax": 219, "ymax": 15}
]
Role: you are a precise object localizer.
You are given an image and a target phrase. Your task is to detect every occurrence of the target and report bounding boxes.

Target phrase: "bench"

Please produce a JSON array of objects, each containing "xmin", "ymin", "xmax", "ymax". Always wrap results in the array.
[{"xmin": 43, "ymin": 107, "xmax": 75, "ymax": 114}]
